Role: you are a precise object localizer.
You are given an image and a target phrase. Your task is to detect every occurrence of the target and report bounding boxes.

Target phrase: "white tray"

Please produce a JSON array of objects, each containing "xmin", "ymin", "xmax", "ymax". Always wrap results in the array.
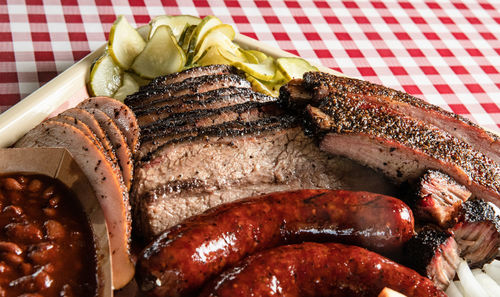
[{"xmin": 0, "ymin": 34, "xmax": 342, "ymax": 148}]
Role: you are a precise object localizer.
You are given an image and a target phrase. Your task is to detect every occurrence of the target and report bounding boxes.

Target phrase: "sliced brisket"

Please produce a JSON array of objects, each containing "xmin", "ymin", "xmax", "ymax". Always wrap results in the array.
[
  {"xmin": 302, "ymin": 71, "xmax": 500, "ymax": 163},
  {"xmin": 134, "ymin": 124, "xmax": 395, "ymax": 237},
  {"xmin": 451, "ymin": 199, "xmax": 500, "ymax": 268},
  {"xmin": 404, "ymin": 227, "xmax": 460, "ymax": 290},
  {"xmin": 145, "ymin": 64, "xmax": 242, "ymax": 89},
  {"xmin": 125, "ymin": 74, "xmax": 251, "ymax": 109},
  {"xmin": 412, "ymin": 170, "xmax": 472, "ymax": 228},
  {"xmin": 136, "ymin": 88, "xmax": 277, "ymax": 126}
]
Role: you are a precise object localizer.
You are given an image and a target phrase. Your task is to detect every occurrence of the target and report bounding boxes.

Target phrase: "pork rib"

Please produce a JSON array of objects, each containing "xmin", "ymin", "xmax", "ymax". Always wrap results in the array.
[
  {"xmin": 302, "ymin": 71, "xmax": 500, "ymax": 163},
  {"xmin": 303, "ymin": 95, "xmax": 500, "ymax": 207}
]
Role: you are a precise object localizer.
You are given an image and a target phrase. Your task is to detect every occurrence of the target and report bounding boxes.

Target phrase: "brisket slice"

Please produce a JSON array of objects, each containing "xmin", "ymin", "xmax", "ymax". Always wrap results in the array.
[
  {"xmin": 132, "ymin": 87, "xmax": 248, "ymax": 115},
  {"xmin": 125, "ymin": 74, "xmax": 251, "ymax": 109},
  {"xmin": 145, "ymin": 64, "xmax": 242, "ymax": 89},
  {"xmin": 412, "ymin": 170, "xmax": 472, "ymax": 228},
  {"xmin": 302, "ymin": 72, "xmax": 500, "ymax": 163},
  {"xmin": 451, "ymin": 199, "xmax": 500, "ymax": 268},
  {"xmin": 303, "ymin": 94, "xmax": 500, "ymax": 207},
  {"xmin": 404, "ymin": 227, "xmax": 460, "ymax": 290},
  {"xmin": 133, "ymin": 121, "xmax": 395, "ymax": 238},
  {"xmin": 136, "ymin": 88, "xmax": 276, "ymax": 126},
  {"xmin": 137, "ymin": 104, "xmax": 283, "ymax": 161}
]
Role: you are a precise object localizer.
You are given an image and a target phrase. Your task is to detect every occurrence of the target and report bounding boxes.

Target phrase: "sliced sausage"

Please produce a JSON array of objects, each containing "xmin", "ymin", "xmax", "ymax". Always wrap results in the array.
[
  {"xmin": 84, "ymin": 108, "xmax": 133, "ymax": 190},
  {"xmin": 136, "ymin": 189, "xmax": 414, "ymax": 297},
  {"xmin": 50, "ymin": 114, "xmax": 104, "ymax": 153},
  {"xmin": 60, "ymin": 108, "xmax": 119, "ymax": 170},
  {"xmin": 14, "ymin": 121, "xmax": 134, "ymax": 289},
  {"xmin": 200, "ymin": 242, "xmax": 446, "ymax": 297},
  {"xmin": 77, "ymin": 97, "xmax": 140, "ymax": 156}
]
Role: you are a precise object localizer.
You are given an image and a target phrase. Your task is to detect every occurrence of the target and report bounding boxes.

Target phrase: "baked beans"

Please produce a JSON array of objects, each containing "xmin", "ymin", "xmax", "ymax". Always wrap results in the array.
[{"xmin": 0, "ymin": 174, "xmax": 97, "ymax": 297}]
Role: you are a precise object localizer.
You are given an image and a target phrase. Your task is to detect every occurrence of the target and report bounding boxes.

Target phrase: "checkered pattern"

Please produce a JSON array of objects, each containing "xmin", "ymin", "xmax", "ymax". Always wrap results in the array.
[{"xmin": 1, "ymin": 0, "xmax": 499, "ymax": 131}]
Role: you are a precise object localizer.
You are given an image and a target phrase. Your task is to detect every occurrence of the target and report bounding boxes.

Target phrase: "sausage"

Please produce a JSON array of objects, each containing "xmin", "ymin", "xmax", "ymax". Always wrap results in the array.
[
  {"xmin": 200, "ymin": 242, "xmax": 446, "ymax": 297},
  {"xmin": 136, "ymin": 189, "xmax": 415, "ymax": 297}
]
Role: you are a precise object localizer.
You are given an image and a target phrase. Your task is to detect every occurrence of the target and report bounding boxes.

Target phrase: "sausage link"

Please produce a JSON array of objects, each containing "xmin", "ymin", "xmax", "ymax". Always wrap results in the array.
[
  {"xmin": 200, "ymin": 242, "xmax": 446, "ymax": 297},
  {"xmin": 136, "ymin": 189, "xmax": 414, "ymax": 297}
]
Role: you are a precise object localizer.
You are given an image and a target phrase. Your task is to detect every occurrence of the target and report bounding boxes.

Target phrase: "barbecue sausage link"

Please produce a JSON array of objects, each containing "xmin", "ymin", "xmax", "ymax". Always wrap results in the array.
[
  {"xmin": 200, "ymin": 242, "xmax": 446, "ymax": 297},
  {"xmin": 136, "ymin": 189, "xmax": 415, "ymax": 297}
]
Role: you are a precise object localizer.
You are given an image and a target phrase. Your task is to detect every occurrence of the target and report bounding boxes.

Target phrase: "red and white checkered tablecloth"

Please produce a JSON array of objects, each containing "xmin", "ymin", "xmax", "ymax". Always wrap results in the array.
[{"xmin": 1, "ymin": 0, "xmax": 499, "ymax": 131}]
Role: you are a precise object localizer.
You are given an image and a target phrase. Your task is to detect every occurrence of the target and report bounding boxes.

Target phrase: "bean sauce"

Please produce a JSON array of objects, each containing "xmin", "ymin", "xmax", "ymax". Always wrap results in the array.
[{"xmin": 0, "ymin": 174, "xmax": 97, "ymax": 297}]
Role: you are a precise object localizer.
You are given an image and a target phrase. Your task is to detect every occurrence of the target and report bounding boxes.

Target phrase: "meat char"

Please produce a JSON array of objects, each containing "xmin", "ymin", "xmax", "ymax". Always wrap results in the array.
[
  {"xmin": 125, "ymin": 74, "xmax": 251, "ymax": 109},
  {"xmin": 412, "ymin": 170, "xmax": 472, "ymax": 228},
  {"xmin": 404, "ymin": 227, "xmax": 460, "ymax": 290},
  {"xmin": 136, "ymin": 88, "xmax": 277, "ymax": 127},
  {"xmin": 451, "ymin": 199, "xmax": 500, "ymax": 268},
  {"xmin": 301, "ymin": 71, "xmax": 500, "ymax": 164},
  {"xmin": 145, "ymin": 64, "xmax": 242, "ymax": 89},
  {"xmin": 283, "ymin": 87, "xmax": 500, "ymax": 207}
]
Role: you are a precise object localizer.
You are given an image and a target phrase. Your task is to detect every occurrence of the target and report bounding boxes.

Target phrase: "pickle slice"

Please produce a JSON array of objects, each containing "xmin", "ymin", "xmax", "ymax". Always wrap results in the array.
[
  {"xmin": 245, "ymin": 50, "xmax": 268, "ymax": 63},
  {"xmin": 192, "ymin": 24, "xmax": 237, "ymax": 63},
  {"xmin": 197, "ymin": 46, "xmax": 231, "ymax": 66},
  {"xmin": 233, "ymin": 57, "xmax": 276, "ymax": 81},
  {"xmin": 108, "ymin": 15, "xmax": 146, "ymax": 70},
  {"xmin": 149, "ymin": 15, "xmax": 201, "ymax": 40},
  {"xmin": 186, "ymin": 16, "xmax": 222, "ymax": 64},
  {"xmin": 113, "ymin": 73, "xmax": 140, "ymax": 102},
  {"xmin": 276, "ymin": 57, "xmax": 318, "ymax": 80},
  {"xmin": 131, "ymin": 25, "xmax": 186, "ymax": 79},
  {"xmin": 246, "ymin": 74, "xmax": 280, "ymax": 97},
  {"xmin": 89, "ymin": 53, "xmax": 123, "ymax": 97}
]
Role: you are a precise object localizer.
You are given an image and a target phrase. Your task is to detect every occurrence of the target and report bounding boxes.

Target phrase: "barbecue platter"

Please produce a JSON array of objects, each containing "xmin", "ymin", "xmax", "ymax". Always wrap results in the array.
[{"xmin": 1, "ymin": 14, "xmax": 500, "ymax": 297}]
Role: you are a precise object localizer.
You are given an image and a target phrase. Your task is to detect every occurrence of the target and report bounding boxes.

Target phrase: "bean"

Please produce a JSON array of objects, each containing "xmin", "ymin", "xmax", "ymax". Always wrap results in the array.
[
  {"xmin": 41, "ymin": 186, "xmax": 54, "ymax": 199},
  {"xmin": 28, "ymin": 243, "xmax": 57, "ymax": 265},
  {"xmin": 8, "ymin": 191, "xmax": 22, "ymax": 204},
  {"xmin": 18, "ymin": 294, "xmax": 42, "ymax": 297},
  {"xmin": 48, "ymin": 196, "xmax": 60, "ymax": 208},
  {"xmin": 0, "ymin": 262, "xmax": 10, "ymax": 274},
  {"xmin": 2, "ymin": 178, "xmax": 23, "ymax": 191},
  {"xmin": 0, "ymin": 241, "xmax": 23, "ymax": 255},
  {"xmin": 3, "ymin": 205, "xmax": 23, "ymax": 217},
  {"xmin": 9, "ymin": 266, "xmax": 53, "ymax": 292},
  {"xmin": 27, "ymin": 179, "xmax": 43, "ymax": 193},
  {"xmin": 42, "ymin": 208, "xmax": 57, "ymax": 217},
  {"xmin": 17, "ymin": 176, "xmax": 28, "ymax": 185},
  {"xmin": 2, "ymin": 252, "xmax": 23, "ymax": 265},
  {"xmin": 44, "ymin": 220, "xmax": 65, "ymax": 240},
  {"xmin": 5, "ymin": 223, "xmax": 43, "ymax": 243},
  {"xmin": 20, "ymin": 262, "xmax": 32, "ymax": 275},
  {"xmin": 60, "ymin": 284, "xmax": 74, "ymax": 297}
]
